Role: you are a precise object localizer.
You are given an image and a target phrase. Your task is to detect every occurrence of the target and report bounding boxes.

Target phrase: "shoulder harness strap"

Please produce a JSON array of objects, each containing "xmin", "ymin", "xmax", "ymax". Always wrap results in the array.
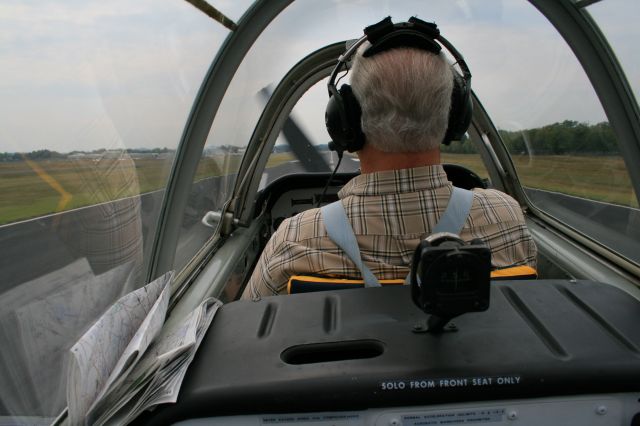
[
  {"xmin": 432, "ymin": 186, "xmax": 474, "ymax": 235},
  {"xmin": 321, "ymin": 186, "xmax": 474, "ymax": 288},
  {"xmin": 321, "ymin": 201, "xmax": 381, "ymax": 287}
]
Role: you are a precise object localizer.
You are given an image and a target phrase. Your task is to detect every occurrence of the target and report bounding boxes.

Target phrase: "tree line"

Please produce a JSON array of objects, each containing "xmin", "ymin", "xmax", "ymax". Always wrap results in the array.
[
  {"xmin": 0, "ymin": 147, "xmax": 175, "ymax": 162},
  {"xmin": 0, "ymin": 121, "xmax": 619, "ymax": 162},
  {"xmin": 442, "ymin": 120, "xmax": 618, "ymax": 156},
  {"xmin": 0, "ymin": 149, "xmax": 67, "ymax": 162}
]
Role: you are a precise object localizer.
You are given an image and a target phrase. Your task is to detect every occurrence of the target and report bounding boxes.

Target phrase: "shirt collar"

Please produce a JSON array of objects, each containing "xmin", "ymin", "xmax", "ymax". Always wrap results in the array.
[{"xmin": 338, "ymin": 165, "xmax": 450, "ymax": 198}]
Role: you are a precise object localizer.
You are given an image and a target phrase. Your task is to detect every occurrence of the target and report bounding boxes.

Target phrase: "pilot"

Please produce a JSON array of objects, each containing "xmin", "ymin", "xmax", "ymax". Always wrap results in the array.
[{"xmin": 242, "ymin": 19, "xmax": 536, "ymax": 300}]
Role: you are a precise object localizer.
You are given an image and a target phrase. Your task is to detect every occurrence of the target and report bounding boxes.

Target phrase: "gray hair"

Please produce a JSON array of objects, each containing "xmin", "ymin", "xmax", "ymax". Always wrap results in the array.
[{"xmin": 350, "ymin": 44, "xmax": 453, "ymax": 152}]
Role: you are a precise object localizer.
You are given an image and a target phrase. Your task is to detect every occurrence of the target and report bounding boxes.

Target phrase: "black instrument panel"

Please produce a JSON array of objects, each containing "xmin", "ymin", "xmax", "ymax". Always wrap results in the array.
[
  {"xmin": 138, "ymin": 280, "xmax": 640, "ymax": 424},
  {"xmin": 257, "ymin": 163, "xmax": 488, "ymax": 231}
]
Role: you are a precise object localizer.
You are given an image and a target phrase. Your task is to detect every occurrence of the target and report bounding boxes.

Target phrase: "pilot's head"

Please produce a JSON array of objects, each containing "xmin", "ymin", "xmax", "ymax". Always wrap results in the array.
[{"xmin": 350, "ymin": 44, "xmax": 453, "ymax": 153}]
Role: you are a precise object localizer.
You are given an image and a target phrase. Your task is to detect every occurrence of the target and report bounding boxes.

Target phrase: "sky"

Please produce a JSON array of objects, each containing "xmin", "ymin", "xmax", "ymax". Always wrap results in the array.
[{"xmin": 0, "ymin": 0, "xmax": 638, "ymax": 153}]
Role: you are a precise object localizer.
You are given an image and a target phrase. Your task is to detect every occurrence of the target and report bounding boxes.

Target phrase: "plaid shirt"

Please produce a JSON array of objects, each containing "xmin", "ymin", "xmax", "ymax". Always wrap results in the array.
[{"xmin": 243, "ymin": 165, "xmax": 537, "ymax": 299}]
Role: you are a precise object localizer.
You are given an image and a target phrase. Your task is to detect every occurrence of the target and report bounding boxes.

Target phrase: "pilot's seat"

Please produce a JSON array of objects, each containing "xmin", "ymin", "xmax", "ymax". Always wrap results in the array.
[{"xmin": 288, "ymin": 265, "xmax": 537, "ymax": 294}]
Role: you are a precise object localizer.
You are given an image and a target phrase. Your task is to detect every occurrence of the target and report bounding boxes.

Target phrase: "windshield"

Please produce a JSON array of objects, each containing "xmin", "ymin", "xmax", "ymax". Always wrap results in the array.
[
  {"xmin": 243, "ymin": 0, "xmax": 638, "ymax": 262},
  {"xmin": 0, "ymin": 0, "xmax": 230, "ymax": 421},
  {"xmin": 244, "ymin": 1, "xmax": 616, "ymax": 170}
]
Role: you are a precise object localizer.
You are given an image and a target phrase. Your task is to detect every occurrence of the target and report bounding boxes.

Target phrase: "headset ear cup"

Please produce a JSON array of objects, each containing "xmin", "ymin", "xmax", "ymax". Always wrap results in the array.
[
  {"xmin": 339, "ymin": 85, "xmax": 365, "ymax": 152},
  {"xmin": 324, "ymin": 84, "xmax": 366, "ymax": 153},
  {"xmin": 325, "ymin": 90, "xmax": 348, "ymax": 153},
  {"xmin": 443, "ymin": 72, "xmax": 473, "ymax": 145}
]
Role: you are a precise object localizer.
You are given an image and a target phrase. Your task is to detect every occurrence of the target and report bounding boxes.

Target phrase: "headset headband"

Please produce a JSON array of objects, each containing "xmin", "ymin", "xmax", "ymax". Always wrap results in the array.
[{"xmin": 327, "ymin": 16, "xmax": 471, "ymax": 99}]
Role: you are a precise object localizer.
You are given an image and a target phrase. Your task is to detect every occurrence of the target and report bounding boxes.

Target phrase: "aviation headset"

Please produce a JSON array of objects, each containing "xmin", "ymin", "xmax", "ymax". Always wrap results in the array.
[{"xmin": 325, "ymin": 17, "xmax": 473, "ymax": 154}]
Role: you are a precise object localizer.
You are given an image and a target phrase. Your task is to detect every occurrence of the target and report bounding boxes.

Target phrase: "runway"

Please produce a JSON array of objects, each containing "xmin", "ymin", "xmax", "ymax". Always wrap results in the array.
[{"xmin": 1, "ymin": 161, "xmax": 638, "ymax": 294}]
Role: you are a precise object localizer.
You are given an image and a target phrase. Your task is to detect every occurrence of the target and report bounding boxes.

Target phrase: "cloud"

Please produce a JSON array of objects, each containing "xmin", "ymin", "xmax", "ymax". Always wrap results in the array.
[
  {"xmin": 204, "ymin": 0, "xmax": 615, "ymax": 151},
  {"xmin": 447, "ymin": 22, "xmax": 608, "ymax": 130},
  {"xmin": 1, "ymin": 0, "xmax": 636, "ymax": 153},
  {"xmin": 0, "ymin": 0, "xmax": 228, "ymax": 153},
  {"xmin": 586, "ymin": 1, "xmax": 640, "ymax": 103}
]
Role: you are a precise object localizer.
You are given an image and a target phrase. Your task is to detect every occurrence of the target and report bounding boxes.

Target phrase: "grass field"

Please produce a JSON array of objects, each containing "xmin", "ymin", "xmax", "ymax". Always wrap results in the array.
[
  {"xmin": 441, "ymin": 153, "xmax": 637, "ymax": 207},
  {"xmin": 511, "ymin": 154, "xmax": 638, "ymax": 207},
  {"xmin": 0, "ymin": 152, "xmax": 637, "ymax": 225}
]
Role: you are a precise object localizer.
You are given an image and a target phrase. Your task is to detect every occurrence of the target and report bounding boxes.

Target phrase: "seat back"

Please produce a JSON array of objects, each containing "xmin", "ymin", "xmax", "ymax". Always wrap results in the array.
[{"xmin": 287, "ymin": 266, "xmax": 537, "ymax": 294}]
